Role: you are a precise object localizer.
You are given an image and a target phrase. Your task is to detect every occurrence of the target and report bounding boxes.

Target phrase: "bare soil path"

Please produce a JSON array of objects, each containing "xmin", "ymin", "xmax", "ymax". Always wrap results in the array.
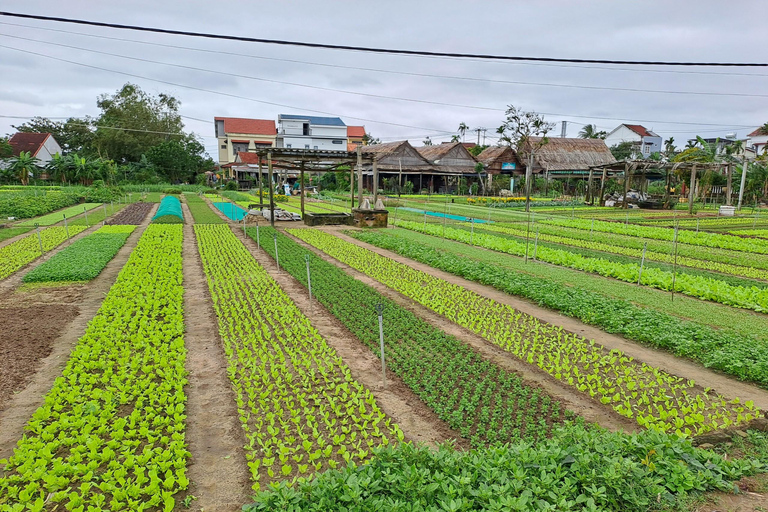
[
  {"xmin": 233, "ymin": 224, "xmax": 469, "ymax": 447},
  {"xmin": 0, "ymin": 204, "xmax": 157, "ymax": 461},
  {"xmin": 325, "ymin": 227, "xmax": 768, "ymax": 413},
  {"xmin": 280, "ymin": 227, "xmax": 639, "ymax": 434},
  {"xmin": 181, "ymin": 204, "xmax": 251, "ymax": 512}
]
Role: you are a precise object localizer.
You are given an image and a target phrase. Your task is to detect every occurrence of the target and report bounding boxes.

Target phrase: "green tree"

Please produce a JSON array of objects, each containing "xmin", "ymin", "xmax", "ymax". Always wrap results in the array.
[
  {"xmin": 578, "ymin": 124, "xmax": 607, "ymax": 139},
  {"xmin": 458, "ymin": 122, "xmax": 469, "ymax": 142},
  {"xmin": 610, "ymin": 141, "xmax": 636, "ymax": 160},
  {"xmin": 0, "ymin": 137, "xmax": 13, "ymax": 159},
  {"xmin": 362, "ymin": 132, "xmax": 381, "ymax": 145},
  {"xmin": 9, "ymin": 151, "xmax": 40, "ymax": 185},
  {"xmin": 45, "ymin": 153, "xmax": 74, "ymax": 183},
  {"xmin": 422, "ymin": 137, "xmax": 433, "ymax": 146},
  {"xmin": 93, "ymin": 83, "xmax": 185, "ymax": 163},
  {"xmin": 145, "ymin": 136, "xmax": 207, "ymax": 183}
]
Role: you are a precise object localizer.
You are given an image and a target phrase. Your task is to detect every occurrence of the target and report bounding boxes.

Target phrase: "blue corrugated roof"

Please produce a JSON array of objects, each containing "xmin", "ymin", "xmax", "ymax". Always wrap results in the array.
[{"xmin": 280, "ymin": 114, "xmax": 346, "ymax": 127}]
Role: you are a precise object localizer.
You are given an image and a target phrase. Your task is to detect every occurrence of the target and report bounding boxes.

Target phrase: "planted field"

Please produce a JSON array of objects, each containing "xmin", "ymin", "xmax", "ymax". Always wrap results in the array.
[
  {"xmin": 253, "ymin": 227, "xmax": 574, "ymax": 447},
  {"xmin": 291, "ymin": 228, "xmax": 758, "ymax": 435},
  {"xmin": 0, "ymin": 227, "xmax": 32, "ymax": 243},
  {"xmin": 194, "ymin": 225, "xmax": 401, "ymax": 489},
  {"xmin": 0, "ymin": 226, "xmax": 89, "ymax": 281},
  {"xmin": 395, "ymin": 220, "xmax": 768, "ymax": 313},
  {"xmin": 16, "ymin": 203, "xmax": 102, "ymax": 227},
  {"xmin": 105, "ymin": 202, "xmax": 154, "ymax": 225},
  {"xmin": 184, "ymin": 194, "xmax": 224, "ymax": 224},
  {"xmin": 22, "ymin": 225, "xmax": 136, "ymax": 283},
  {"xmin": 0, "ymin": 225, "xmax": 187, "ymax": 510},
  {"xmin": 0, "ymin": 190, "xmax": 80, "ymax": 220}
]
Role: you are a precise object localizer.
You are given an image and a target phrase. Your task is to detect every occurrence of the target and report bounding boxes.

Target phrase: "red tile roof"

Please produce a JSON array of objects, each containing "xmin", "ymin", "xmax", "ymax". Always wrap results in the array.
[
  {"xmin": 9, "ymin": 132, "xmax": 50, "ymax": 157},
  {"xmin": 748, "ymin": 126, "xmax": 768, "ymax": 137},
  {"xmin": 347, "ymin": 126, "xmax": 366, "ymax": 138},
  {"xmin": 215, "ymin": 117, "xmax": 276, "ymax": 136},
  {"xmin": 624, "ymin": 124, "xmax": 653, "ymax": 138},
  {"xmin": 236, "ymin": 152, "xmax": 261, "ymax": 164}
]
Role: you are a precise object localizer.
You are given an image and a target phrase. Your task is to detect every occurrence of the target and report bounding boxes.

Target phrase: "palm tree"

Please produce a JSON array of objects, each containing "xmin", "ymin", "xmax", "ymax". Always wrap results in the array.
[
  {"xmin": 46, "ymin": 153, "xmax": 73, "ymax": 184},
  {"xmin": 9, "ymin": 151, "xmax": 40, "ymax": 185},
  {"xmin": 458, "ymin": 122, "xmax": 469, "ymax": 143},
  {"xmin": 71, "ymin": 153, "xmax": 99, "ymax": 185},
  {"xmin": 578, "ymin": 124, "xmax": 607, "ymax": 139}
]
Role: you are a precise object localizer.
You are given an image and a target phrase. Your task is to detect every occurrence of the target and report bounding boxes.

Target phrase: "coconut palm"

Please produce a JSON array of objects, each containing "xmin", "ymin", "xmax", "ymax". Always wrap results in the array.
[
  {"xmin": 9, "ymin": 151, "xmax": 40, "ymax": 185},
  {"xmin": 458, "ymin": 122, "xmax": 469, "ymax": 142},
  {"xmin": 578, "ymin": 124, "xmax": 607, "ymax": 139}
]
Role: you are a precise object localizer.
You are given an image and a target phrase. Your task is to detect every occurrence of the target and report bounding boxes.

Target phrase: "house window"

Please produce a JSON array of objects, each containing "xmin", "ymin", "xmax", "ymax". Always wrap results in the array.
[
  {"xmin": 232, "ymin": 142, "xmax": 249, "ymax": 154},
  {"xmin": 314, "ymin": 146, "xmax": 318, "ymax": 150},
  {"xmin": 220, "ymin": 145, "xmax": 227, "ymax": 149},
  {"xmin": 286, "ymin": 144, "xmax": 292, "ymax": 148},
  {"xmin": 332, "ymin": 140, "xmax": 343, "ymax": 144},
  {"xmin": 305, "ymin": 144, "xmax": 310, "ymax": 149},
  {"xmin": 303, "ymin": 123, "xmax": 310, "ymax": 136},
  {"xmin": 643, "ymin": 143, "xmax": 651, "ymax": 154}
]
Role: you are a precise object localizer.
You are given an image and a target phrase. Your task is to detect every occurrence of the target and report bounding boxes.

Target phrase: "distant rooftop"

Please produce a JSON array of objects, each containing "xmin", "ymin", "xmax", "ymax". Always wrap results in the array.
[
  {"xmin": 215, "ymin": 117, "xmax": 276, "ymax": 135},
  {"xmin": 279, "ymin": 114, "xmax": 346, "ymax": 127}
]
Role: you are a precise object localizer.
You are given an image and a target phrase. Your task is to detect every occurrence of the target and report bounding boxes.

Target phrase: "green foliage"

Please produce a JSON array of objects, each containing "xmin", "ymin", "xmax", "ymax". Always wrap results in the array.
[
  {"xmin": 254, "ymin": 227, "xmax": 572, "ymax": 447},
  {"xmin": 295, "ymin": 228, "xmax": 756, "ymax": 435},
  {"xmin": 0, "ymin": 137, "xmax": 13, "ymax": 158},
  {"xmin": 12, "ymin": 116, "xmax": 95, "ymax": 155},
  {"xmin": 0, "ymin": 225, "xmax": 89, "ymax": 280},
  {"xmin": 17, "ymin": 203, "xmax": 102, "ymax": 227},
  {"xmin": 195, "ymin": 225, "xmax": 401, "ymax": 490},
  {"xmin": 224, "ymin": 180, "xmax": 239, "ymax": 191},
  {"xmin": 246, "ymin": 425, "xmax": 763, "ymax": 512},
  {"xmin": 0, "ymin": 190, "xmax": 80, "ymax": 219},
  {"xmin": 184, "ymin": 194, "xmax": 224, "ymax": 224},
  {"xmin": 0, "ymin": 226, "xmax": 189, "ymax": 509},
  {"xmin": 0, "ymin": 227, "xmax": 32, "ymax": 242},
  {"xmin": 351, "ymin": 228, "xmax": 768, "ymax": 388},
  {"xmin": 145, "ymin": 138, "xmax": 209, "ymax": 183},
  {"xmin": 23, "ymin": 226, "xmax": 134, "ymax": 282},
  {"xmin": 610, "ymin": 141, "xmax": 637, "ymax": 160}
]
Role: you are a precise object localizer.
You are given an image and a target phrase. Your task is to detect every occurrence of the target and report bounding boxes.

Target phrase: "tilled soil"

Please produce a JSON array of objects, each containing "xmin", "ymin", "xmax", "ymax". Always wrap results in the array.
[
  {"xmin": 105, "ymin": 202, "xmax": 154, "ymax": 225},
  {"xmin": 0, "ymin": 305, "xmax": 80, "ymax": 411}
]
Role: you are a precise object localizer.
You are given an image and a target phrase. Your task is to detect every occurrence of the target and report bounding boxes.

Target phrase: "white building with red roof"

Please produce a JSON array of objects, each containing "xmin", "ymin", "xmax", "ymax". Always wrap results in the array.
[
  {"xmin": 747, "ymin": 126, "xmax": 768, "ymax": 156},
  {"xmin": 8, "ymin": 132, "xmax": 62, "ymax": 164},
  {"xmin": 214, "ymin": 117, "xmax": 276, "ymax": 166},
  {"xmin": 604, "ymin": 124, "xmax": 662, "ymax": 159}
]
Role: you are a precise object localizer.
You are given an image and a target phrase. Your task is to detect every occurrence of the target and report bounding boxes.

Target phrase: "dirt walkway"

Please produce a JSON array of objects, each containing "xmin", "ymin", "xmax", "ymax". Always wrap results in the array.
[
  {"xmin": 280, "ymin": 228, "xmax": 639, "ymax": 434},
  {"xmin": 0, "ymin": 204, "xmax": 157, "ymax": 461},
  {"xmin": 181, "ymin": 204, "xmax": 251, "ymax": 512},
  {"xmin": 323, "ymin": 227, "xmax": 768, "ymax": 412},
  {"xmin": 234, "ymin": 224, "xmax": 470, "ymax": 447}
]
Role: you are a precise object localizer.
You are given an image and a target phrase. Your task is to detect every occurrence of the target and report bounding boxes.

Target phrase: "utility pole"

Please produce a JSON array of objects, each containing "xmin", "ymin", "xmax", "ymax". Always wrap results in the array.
[
  {"xmin": 738, "ymin": 152, "xmax": 749, "ymax": 210},
  {"xmin": 475, "ymin": 128, "xmax": 482, "ymax": 145}
]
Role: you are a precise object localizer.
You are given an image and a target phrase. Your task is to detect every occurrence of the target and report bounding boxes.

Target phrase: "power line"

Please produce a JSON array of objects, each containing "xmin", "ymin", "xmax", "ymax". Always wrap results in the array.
[
  {"xmin": 0, "ymin": 11, "xmax": 766, "ymax": 67},
  {"xmin": 5, "ymin": 32, "xmax": 766, "ymax": 102},
  {"xmin": 0, "ymin": 41, "xmax": 757, "ymax": 131},
  {"xmin": 4, "ymin": 21, "xmax": 768, "ymax": 80}
]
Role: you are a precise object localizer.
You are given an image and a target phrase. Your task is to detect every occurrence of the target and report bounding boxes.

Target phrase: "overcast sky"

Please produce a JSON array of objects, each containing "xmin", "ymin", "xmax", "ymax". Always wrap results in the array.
[{"xmin": 1, "ymin": 1, "xmax": 766, "ymax": 157}]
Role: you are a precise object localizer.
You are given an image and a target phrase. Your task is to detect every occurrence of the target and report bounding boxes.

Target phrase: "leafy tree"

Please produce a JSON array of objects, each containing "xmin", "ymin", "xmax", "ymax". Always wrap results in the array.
[
  {"xmin": 145, "ymin": 136, "xmax": 207, "ymax": 183},
  {"xmin": 610, "ymin": 141, "xmax": 636, "ymax": 161},
  {"xmin": 362, "ymin": 132, "xmax": 381, "ymax": 145},
  {"xmin": 422, "ymin": 137, "xmax": 433, "ymax": 146},
  {"xmin": 450, "ymin": 135, "xmax": 460, "ymax": 143},
  {"xmin": 12, "ymin": 116, "xmax": 95, "ymax": 155},
  {"xmin": 9, "ymin": 151, "xmax": 40, "ymax": 185},
  {"xmin": 0, "ymin": 137, "xmax": 13, "ymax": 159},
  {"xmin": 578, "ymin": 124, "xmax": 607, "ymax": 139},
  {"xmin": 45, "ymin": 153, "xmax": 74, "ymax": 184},
  {"xmin": 93, "ymin": 83, "xmax": 185, "ymax": 163},
  {"xmin": 497, "ymin": 105, "xmax": 555, "ymax": 210},
  {"xmin": 70, "ymin": 153, "xmax": 99, "ymax": 185},
  {"xmin": 467, "ymin": 145, "xmax": 488, "ymax": 157}
]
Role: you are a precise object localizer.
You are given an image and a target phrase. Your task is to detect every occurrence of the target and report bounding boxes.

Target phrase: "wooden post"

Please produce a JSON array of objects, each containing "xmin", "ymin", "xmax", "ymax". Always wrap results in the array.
[
  {"xmin": 599, "ymin": 167, "xmax": 608, "ymax": 206},
  {"xmin": 688, "ymin": 164, "xmax": 697, "ymax": 215},
  {"xmin": 356, "ymin": 145, "xmax": 363, "ymax": 207},
  {"xmin": 267, "ymin": 151, "xmax": 275, "ymax": 227},
  {"xmin": 373, "ymin": 156, "xmax": 379, "ymax": 206},
  {"xmin": 258, "ymin": 156, "xmax": 263, "ymax": 205},
  {"xmin": 586, "ymin": 168, "xmax": 594, "ymax": 204},
  {"xmin": 726, "ymin": 163, "xmax": 733, "ymax": 206},
  {"xmin": 300, "ymin": 162, "xmax": 305, "ymax": 218},
  {"xmin": 623, "ymin": 162, "xmax": 630, "ymax": 209}
]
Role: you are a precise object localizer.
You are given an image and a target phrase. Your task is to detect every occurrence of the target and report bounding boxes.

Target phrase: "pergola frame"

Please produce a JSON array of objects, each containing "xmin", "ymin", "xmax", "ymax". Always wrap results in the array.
[
  {"xmin": 253, "ymin": 147, "xmax": 376, "ymax": 226},
  {"xmin": 587, "ymin": 159, "xmax": 730, "ymax": 213}
]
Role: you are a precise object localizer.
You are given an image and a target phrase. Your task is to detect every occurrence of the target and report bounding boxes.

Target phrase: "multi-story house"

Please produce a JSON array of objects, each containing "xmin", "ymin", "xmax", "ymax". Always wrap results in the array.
[
  {"xmin": 747, "ymin": 126, "xmax": 768, "ymax": 156},
  {"xmin": 276, "ymin": 115, "xmax": 348, "ymax": 150},
  {"xmin": 214, "ymin": 117, "xmax": 276, "ymax": 166},
  {"xmin": 604, "ymin": 124, "xmax": 662, "ymax": 159},
  {"xmin": 347, "ymin": 125, "xmax": 365, "ymax": 151}
]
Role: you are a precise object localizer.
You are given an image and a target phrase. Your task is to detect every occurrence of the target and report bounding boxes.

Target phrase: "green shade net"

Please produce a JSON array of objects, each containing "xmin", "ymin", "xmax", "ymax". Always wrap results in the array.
[{"xmin": 151, "ymin": 196, "xmax": 184, "ymax": 224}]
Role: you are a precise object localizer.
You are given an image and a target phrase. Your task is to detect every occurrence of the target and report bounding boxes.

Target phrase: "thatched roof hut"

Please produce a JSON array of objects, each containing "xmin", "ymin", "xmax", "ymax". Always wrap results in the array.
[
  {"xmin": 476, "ymin": 146, "xmax": 524, "ymax": 175},
  {"xmin": 523, "ymin": 137, "xmax": 616, "ymax": 176},
  {"xmin": 361, "ymin": 141, "xmax": 436, "ymax": 173},
  {"xmin": 416, "ymin": 142, "xmax": 479, "ymax": 175}
]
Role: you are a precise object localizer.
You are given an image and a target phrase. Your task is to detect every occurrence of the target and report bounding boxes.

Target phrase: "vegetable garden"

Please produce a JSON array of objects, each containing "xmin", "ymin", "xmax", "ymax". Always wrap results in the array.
[{"xmin": 3, "ymin": 193, "xmax": 768, "ymax": 511}]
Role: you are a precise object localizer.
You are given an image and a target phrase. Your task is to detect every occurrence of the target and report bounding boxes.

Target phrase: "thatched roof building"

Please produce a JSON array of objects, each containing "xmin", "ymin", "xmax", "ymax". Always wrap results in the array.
[
  {"xmin": 523, "ymin": 137, "xmax": 616, "ymax": 177},
  {"xmin": 416, "ymin": 142, "xmax": 479, "ymax": 175},
  {"xmin": 476, "ymin": 146, "xmax": 524, "ymax": 175},
  {"xmin": 361, "ymin": 141, "xmax": 436, "ymax": 173}
]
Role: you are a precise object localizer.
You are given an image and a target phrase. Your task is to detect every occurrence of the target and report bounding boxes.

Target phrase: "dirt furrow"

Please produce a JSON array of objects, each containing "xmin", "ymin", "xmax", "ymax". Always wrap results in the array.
[{"xmin": 181, "ymin": 204, "xmax": 251, "ymax": 512}]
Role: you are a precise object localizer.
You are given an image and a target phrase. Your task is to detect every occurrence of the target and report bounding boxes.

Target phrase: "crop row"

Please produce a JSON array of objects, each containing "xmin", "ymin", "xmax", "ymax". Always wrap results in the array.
[
  {"xmin": 16, "ymin": 203, "xmax": 102, "ymax": 227},
  {"xmin": 0, "ymin": 190, "xmax": 80, "ymax": 219},
  {"xmin": 730, "ymin": 229, "xmax": 768, "ymax": 238},
  {"xmin": 0, "ymin": 225, "xmax": 89, "ymax": 281},
  {"xmin": 350, "ymin": 228, "xmax": 768, "ymax": 387},
  {"xmin": 643, "ymin": 215, "xmax": 765, "ymax": 228},
  {"xmin": 184, "ymin": 194, "xmax": 224, "ymax": 224},
  {"xmin": 291, "ymin": 228, "xmax": 758, "ymax": 435},
  {"xmin": 194, "ymin": 225, "xmax": 402, "ymax": 490},
  {"xmin": 0, "ymin": 225, "xmax": 188, "ymax": 510},
  {"xmin": 253, "ymin": 227, "xmax": 572, "ymax": 447},
  {"xmin": 396, "ymin": 220, "xmax": 768, "ymax": 314},
  {"xmin": 22, "ymin": 225, "xmax": 136, "ymax": 283},
  {"xmin": 472, "ymin": 221, "xmax": 765, "ymax": 281},
  {"xmin": 0, "ymin": 227, "xmax": 32, "ymax": 243},
  {"xmin": 542, "ymin": 216, "xmax": 768, "ymax": 254}
]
